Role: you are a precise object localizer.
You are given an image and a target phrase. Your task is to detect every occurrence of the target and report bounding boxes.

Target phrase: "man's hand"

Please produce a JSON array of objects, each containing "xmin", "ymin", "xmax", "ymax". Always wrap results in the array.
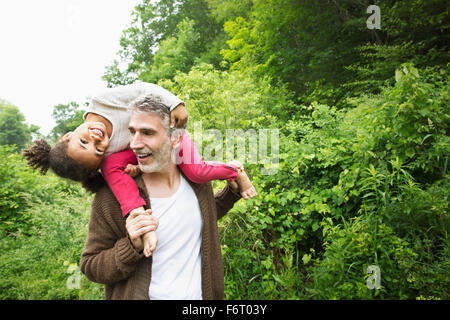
[
  {"xmin": 170, "ymin": 103, "xmax": 188, "ymax": 128},
  {"xmin": 126, "ymin": 208, "xmax": 158, "ymax": 252},
  {"xmin": 226, "ymin": 178, "xmax": 240, "ymax": 194}
]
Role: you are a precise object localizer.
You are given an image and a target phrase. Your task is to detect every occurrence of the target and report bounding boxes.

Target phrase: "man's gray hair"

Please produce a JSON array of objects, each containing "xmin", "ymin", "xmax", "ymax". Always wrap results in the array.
[{"xmin": 129, "ymin": 94, "xmax": 183, "ymax": 138}]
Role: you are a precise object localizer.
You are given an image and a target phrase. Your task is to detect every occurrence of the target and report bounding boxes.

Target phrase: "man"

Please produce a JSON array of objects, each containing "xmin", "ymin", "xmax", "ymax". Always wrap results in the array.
[{"xmin": 80, "ymin": 95, "xmax": 243, "ymax": 300}]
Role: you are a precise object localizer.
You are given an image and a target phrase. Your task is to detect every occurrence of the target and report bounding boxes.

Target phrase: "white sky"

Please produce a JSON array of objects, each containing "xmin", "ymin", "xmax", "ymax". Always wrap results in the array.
[{"xmin": 0, "ymin": 0, "xmax": 140, "ymax": 135}]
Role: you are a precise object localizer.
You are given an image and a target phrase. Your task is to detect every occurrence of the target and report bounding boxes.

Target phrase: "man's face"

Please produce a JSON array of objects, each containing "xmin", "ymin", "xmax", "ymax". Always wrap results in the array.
[{"xmin": 128, "ymin": 112, "xmax": 172, "ymax": 173}]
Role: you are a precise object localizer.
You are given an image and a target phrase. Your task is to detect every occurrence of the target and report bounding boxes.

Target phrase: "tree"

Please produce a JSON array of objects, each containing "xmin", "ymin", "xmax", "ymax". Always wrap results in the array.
[
  {"xmin": 47, "ymin": 102, "xmax": 84, "ymax": 143},
  {"xmin": 0, "ymin": 100, "xmax": 33, "ymax": 150},
  {"xmin": 102, "ymin": 0, "xmax": 222, "ymax": 86},
  {"xmin": 221, "ymin": 0, "xmax": 450, "ymax": 104},
  {"xmin": 138, "ymin": 19, "xmax": 201, "ymax": 83}
]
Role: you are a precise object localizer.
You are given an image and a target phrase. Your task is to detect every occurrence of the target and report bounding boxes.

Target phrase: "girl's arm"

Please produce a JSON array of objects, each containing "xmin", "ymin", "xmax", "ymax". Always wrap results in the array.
[{"xmin": 101, "ymin": 149, "xmax": 146, "ymax": 217}]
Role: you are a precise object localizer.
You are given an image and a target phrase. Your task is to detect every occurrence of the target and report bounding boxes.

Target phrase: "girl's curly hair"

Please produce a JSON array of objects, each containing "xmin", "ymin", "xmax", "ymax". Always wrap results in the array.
[{"xmin": 22, "ymin": 139, "xmax": 105, "ymax": 193}]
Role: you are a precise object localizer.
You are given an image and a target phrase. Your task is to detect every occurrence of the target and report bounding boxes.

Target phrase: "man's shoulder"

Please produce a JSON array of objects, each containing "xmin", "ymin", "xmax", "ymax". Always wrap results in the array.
[
  {"xmin": 93, "ymin": 184, "xmax": 115, "ymax": 200},
  {"xmin": 180, "ymin": 171, "xmax": 213, "ymax": 193},
  {"xmin": 184, "ymin": 178, "xmax": 217, "ymax": 206},
  {"xmin": 91, "ymin": 184, "xmax": 121, "ymax": 212}
]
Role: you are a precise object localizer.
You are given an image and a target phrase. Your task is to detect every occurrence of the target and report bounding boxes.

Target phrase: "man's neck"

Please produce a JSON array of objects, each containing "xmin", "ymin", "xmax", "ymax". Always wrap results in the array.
[{"xmin": 142, "ymin": 163, "xmax": 181, "ymax": 198}]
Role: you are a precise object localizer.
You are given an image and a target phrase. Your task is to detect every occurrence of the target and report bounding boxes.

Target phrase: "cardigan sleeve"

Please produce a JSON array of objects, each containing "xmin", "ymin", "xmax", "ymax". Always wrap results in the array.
[
  {"xmin": 101, "ymin": 149, "xmax": 147, "ymax": 217},
  {"xmin": 214, "ymin": 183, "xmax": 242, "ymax": 220},
  {"xmin": 80, "ymin": 189, "xmax": 143, "ymax": 285}
]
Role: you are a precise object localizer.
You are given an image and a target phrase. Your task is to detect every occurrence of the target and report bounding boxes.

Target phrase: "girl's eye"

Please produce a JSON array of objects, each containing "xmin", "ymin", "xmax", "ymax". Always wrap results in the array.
[{"xmin": 80, "ymin": 139, "xmax": 87, "ymax": 144}]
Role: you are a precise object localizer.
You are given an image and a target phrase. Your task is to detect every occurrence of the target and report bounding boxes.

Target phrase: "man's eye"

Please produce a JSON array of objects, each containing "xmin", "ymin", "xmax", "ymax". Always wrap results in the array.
[{"xmin": 80, "ymin": 139, "xmax": 87, "ymax": 144}]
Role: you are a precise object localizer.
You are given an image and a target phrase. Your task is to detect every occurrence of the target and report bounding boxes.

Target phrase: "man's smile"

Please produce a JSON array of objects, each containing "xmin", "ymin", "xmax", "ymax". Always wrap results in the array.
[{"xmin": 134, "ymin": 149, "xmax": 154, "ymax": 162}]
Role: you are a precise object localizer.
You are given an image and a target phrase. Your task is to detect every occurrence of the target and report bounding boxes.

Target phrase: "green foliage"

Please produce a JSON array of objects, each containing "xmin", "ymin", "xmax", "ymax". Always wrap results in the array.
[
  {"xmin": 221, "ymin": 0, "xmax": 370, "ymax": 100},
  {"xmin": 304, "ymin": 65, "xmax": 449, "ymax": 299},
  {"xmin": 221, "ymin": 0, "xmax": 449, "ymax": 106},
  {"xmin": 103, "ymin": 0, "xmax": 222, "ymax": 86},
  {"xmin": 206, "ymin": 0, "xmax": 253, "ymax": 24},
  {"xmin": 0, "ymin": 100, "xmax": 33, "ymax": 150},
  {"xmin": 159, "ymin": 63, "xmax": 284, "ymax": 130},
  {"xmin": 219, "ymin": 196, "xmax": 307, "ymax": 299},
  {"xmin": 349, "ymin": 64, "xmax": 450, "ymax": 182},
  {"xmin": 47, "ymin": 102, "xmax": 85, "ymax": 143},
  {"xmin": 0, "ymin": 144, "xmax": 87, "ymax": 235},
  {"xmin": 310, "ymin": 214, "xmax": 418, "ymax": 299},
  {"xmin": 139, "ymin": 19, "xmax": 201, "ymax": 83},
  {"xmin": 216, "ymin": 64, "xmax": 449, "ymax": 299},
  {"xmin": 0, "ymin": 145, "xmax": 49, "ymax": 235},
  {"xmin": 0, "ymin": 145, "xmax": 102, "ymax": 299}
]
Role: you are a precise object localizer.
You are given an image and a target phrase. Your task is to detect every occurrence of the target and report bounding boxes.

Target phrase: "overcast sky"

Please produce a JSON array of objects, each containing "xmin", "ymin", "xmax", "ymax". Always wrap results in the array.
[{"xmin": 0, "ymin": 0, "xmax": 140, "ymax": 135}]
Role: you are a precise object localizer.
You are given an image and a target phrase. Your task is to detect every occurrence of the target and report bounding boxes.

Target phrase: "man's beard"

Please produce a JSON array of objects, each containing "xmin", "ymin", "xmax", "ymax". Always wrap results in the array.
[{"xmin": 134, "ymin": 139, "xmax": 172, "ymax": 173}]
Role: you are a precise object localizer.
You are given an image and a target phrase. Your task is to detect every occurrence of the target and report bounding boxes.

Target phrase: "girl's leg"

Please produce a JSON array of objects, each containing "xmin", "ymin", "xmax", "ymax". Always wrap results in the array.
[
  {"xmin": 177, "ymin": 131, "xmax": 256, "ymax": 199},
  {"xmin": 178, "ymin": 131, "xmax": 238, "ymax": 184}
]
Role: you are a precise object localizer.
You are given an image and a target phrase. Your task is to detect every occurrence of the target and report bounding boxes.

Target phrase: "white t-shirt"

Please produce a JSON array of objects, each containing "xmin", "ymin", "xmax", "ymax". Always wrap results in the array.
[
  {"xmin": 148, "ymin": 175, "xmax": 203, "ymax": 300},
  {"xmin": 83, "ymin": 82, "xmax": 184, "ymax": 156}
]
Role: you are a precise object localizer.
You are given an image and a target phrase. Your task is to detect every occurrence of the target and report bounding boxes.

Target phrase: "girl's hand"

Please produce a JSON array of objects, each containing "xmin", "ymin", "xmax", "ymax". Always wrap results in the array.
[
  {"xmin": 170, "ymin": 103, "xmax": 188, "ymax": 128},
  {"xmin": 143, "ymin": 231, "xmax": 158, "ymax": 258}
]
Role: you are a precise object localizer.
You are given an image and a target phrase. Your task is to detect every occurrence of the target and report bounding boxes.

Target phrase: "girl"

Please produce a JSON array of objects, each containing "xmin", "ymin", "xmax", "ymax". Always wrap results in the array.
[{"xmin": 23, "ymin": 82, "xmax": 256, "ymax": 258}]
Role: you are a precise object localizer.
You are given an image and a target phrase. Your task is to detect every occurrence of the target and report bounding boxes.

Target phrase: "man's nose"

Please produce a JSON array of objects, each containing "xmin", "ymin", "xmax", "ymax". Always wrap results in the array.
[{"xmin": 130, "ymin": 133, "xmax": 144, "ymax": 149}]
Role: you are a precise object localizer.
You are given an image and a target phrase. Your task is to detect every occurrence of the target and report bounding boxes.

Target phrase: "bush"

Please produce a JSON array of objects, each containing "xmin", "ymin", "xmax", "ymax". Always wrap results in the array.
[
  {"xmin": 0, "ymin": 145, "xmax": 88, "ymax": 235},
  {"xmin": 216, "ymin": 64, "xmax": 449, "ymax": 299},
  {"xmin": 0, "ymin": 195, "xmax": 103, "ymax": 299},
  {"xmin": 0, "ymin": 145, "xmax": 102, "ymax": 299},
  {"xmin": 309, "ymin": 214, "xmax": 418, "ymax": 299}
]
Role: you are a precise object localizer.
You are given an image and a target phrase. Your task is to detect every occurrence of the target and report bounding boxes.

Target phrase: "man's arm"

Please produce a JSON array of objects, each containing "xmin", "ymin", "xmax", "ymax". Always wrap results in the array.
[
  {"xmin": 80, "ymin": 191, "xmax": 144, "ymax": 285},
  {"xmin": 214, "ymin": 181, "xmax": 242, "ymax": 220}
]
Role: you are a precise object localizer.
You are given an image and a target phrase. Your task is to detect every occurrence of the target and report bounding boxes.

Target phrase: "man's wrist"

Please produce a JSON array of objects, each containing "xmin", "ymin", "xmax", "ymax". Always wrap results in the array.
[
  {"xmin": 116, "ymin": 236, "xmax": 143, "ymax": 270},
  {"xmin": 127, "ymin": 233, "xmax": 143, "ymax": 253},
  {"xmin": 226, "ymin": 180, "xmax": 240, "ymax": 196},
  {"xmin": 221, "ymin": 182, "xmax": 241, "ymax": 200}
]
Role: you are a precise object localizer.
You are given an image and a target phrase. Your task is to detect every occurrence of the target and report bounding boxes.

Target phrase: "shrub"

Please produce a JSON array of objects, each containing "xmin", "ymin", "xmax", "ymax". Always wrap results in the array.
[
  {"xmin": 309, "ymin": 214, "xmax": 417, "ymax": 299},
  {"xmin": 217, "ymin": 64, "xmax": 449, "ymax": 299},
  {"xmin": 0, "ymin": 145, "xmax": 102, "ymax": 299}
]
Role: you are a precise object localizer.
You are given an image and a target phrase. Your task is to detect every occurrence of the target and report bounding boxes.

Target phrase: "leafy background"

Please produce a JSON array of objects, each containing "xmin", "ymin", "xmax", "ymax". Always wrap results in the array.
[{"xmin": 1, "ymin": 0, "xmax": 449, "ymax": 299}]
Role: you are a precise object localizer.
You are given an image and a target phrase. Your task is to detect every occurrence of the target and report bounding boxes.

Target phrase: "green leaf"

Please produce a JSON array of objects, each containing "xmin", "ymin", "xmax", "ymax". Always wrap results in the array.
[{"xmin": 302, "ymin": 254, "xmax": 311, "ymax": 265}]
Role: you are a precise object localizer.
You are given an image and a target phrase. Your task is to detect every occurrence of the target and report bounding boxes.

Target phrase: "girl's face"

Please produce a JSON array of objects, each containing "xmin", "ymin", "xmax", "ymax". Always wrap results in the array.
[{"xmin": 62, "ymin": 121, "xmax": 111, "ymax": 169}]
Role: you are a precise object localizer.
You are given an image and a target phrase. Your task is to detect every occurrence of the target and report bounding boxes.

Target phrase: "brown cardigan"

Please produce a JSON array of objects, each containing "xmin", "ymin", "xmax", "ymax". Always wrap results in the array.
[{"xmin": 80, "ymin": 173, "xmax": 241, "ymax": 300}]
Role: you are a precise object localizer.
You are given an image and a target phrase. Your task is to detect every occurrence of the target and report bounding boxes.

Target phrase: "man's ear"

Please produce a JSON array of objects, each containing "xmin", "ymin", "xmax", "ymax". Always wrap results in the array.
[
  {"xmin": 170, "ymin": 131, "xmax": 183, "ymax": 149},
  {"xmin": 169, "ymin": 130, "xmax": 183, "ymax": 166}
]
